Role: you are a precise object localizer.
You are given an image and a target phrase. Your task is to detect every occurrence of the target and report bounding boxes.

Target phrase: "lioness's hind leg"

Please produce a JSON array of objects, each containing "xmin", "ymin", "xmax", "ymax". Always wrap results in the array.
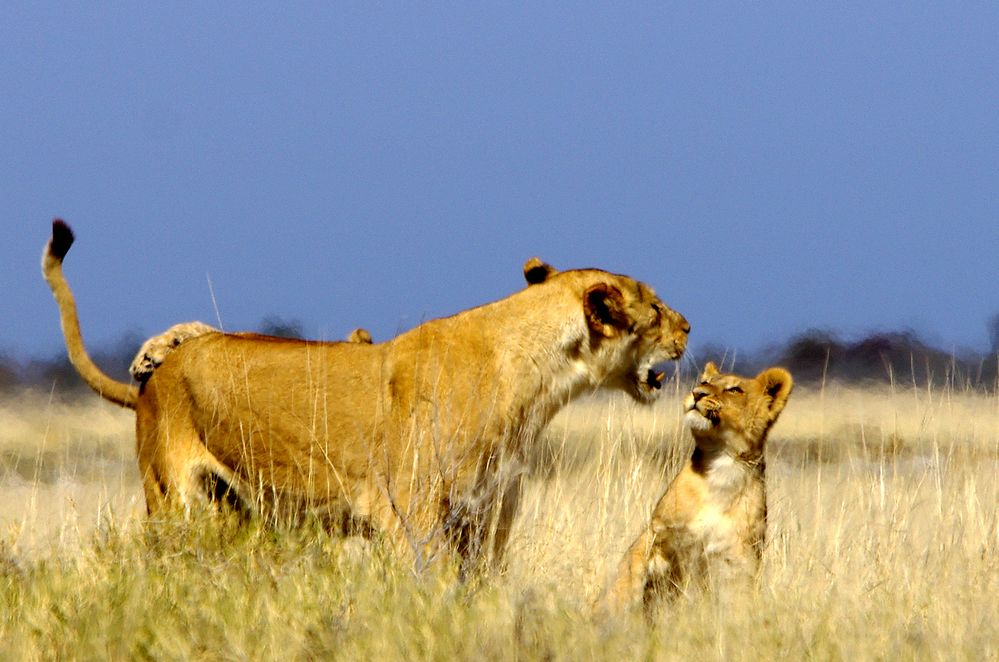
[
  {"xmin": 138, "ymin": 448, "xmax": 205, "ymax": 516},
  {"xmin": 195, "ymin": 461, "xmax": 252, "ymax": 517},
  {"xmin": 138, "ymin": 408, "xmax": 238, "ymax": 516},
  {"xmin": 139, "ymin": 466, "xmax": 167, "ymax": 516}
]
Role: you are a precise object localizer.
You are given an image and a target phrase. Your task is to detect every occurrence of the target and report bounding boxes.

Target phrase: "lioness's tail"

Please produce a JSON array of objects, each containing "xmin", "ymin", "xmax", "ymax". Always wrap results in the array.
[{"xmin": 41, "ymin": 220, "xmax": 138, "ymax": 409}]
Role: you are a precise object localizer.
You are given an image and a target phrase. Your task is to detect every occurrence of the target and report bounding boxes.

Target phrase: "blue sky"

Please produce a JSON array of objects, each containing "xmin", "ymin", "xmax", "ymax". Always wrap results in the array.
[{"xmin": 3, "ymin": 3, "xmax": 997, "ymax": 361}]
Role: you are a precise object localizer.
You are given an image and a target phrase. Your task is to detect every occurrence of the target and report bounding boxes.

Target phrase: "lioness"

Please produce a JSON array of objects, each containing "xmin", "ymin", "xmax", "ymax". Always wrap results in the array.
[
  {"xmin": 603, "ymin": 361, "xmax": 792, "ymax": 611},
  {"xmin": 42, "ymin": 220, "xmax": 689, "ymax": 568}
]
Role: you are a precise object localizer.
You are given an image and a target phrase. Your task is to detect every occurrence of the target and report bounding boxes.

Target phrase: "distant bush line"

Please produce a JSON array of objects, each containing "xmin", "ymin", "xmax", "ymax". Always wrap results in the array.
[
  {"xmin": 712, "ymin": 328, "xmax": 997, "ymax": 390},
  {"xmin": 2, "ymin": 317, "xmax": 997, "ymax": 396}
]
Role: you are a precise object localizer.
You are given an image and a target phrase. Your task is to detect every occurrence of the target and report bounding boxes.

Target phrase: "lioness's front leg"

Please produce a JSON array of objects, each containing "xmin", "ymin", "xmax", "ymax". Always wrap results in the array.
[
  {"xmin": 485, "ymin": 474, "xmax": 524, "ymax": 567},
  {"xmin": 436, "ymin": 475, "xmax": 525, "ymax": 577},
  {"xmin": 359, "ymin": 477, "xmax": 461, "ymax": 570}
]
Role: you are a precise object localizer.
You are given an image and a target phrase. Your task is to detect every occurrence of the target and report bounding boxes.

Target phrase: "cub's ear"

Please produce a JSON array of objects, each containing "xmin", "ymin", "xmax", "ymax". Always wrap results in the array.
[
  {"xmin": 583, "ymin": 283, "xmax": 629, "ymax": 337},
  {"xmin": 523, "ymin": 257, "xmax": 557, "ymax": 285},
  {"xmin": 756, "ymin": 367, "xmax": 793, "ymax": 422},
  {"xmin": 702, "ymin": 361, "xmax": 720, "ymax": 379}
]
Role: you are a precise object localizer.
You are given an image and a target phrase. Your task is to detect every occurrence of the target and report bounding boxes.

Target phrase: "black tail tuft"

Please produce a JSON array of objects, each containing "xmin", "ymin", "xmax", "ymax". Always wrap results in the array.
[{"xmin": 50, "ymin": 219, "xmax": 75, "ymax": 261}]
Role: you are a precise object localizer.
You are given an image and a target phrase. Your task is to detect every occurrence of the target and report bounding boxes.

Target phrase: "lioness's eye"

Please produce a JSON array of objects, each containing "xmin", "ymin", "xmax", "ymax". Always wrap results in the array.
[{"xmin": 725, "ymin": 385, "xmax": 744, "ymax": 394}]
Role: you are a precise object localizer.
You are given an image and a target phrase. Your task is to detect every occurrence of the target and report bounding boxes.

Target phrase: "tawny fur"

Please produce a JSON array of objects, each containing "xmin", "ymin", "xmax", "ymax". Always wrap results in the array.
[
  {"xmin": 42, "ymin": 220, "xmax": 689, "ymax": 569},
  {"xmin": 130, "ymin": 323, "xmax": 374, "ymax": 383},
  {"xmin": 603, "ymin": 361, "xmax": 792, "ymax": 611}
]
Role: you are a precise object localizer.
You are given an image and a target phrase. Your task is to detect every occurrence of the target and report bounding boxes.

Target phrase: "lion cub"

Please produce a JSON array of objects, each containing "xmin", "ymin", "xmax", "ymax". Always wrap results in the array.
[{"xmin": 605, "ymin": 361, "xmax": 793, "ymax": 611}]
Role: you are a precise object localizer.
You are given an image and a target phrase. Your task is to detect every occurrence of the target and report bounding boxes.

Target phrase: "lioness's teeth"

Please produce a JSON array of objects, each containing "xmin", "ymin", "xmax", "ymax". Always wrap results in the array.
[{"xmin": 655, "ymin": 371, "xmax": 665, "ymax": 383}]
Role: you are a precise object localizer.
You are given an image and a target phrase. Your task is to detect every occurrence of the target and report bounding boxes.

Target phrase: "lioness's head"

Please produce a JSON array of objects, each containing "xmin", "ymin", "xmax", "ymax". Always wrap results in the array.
[
  {"xmin": 684, "ymin": 362, "xmax": 793, "ymax": 458},
  {"xmin": 523, "ymin": 257, "xmax": 690, "ymax": 404}
]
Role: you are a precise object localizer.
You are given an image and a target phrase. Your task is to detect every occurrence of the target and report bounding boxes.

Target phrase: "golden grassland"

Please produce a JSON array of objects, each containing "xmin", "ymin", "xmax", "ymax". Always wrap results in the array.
[{"xmin": 0, "ymin": 380, "xmax": 996, "ymax": 660}]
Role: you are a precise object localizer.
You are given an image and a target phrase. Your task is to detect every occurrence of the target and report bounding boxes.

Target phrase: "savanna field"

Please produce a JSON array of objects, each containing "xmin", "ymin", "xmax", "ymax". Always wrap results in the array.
[{"xmin": 1, "ymin": 378, "xmax": 996, "ymax": 660}]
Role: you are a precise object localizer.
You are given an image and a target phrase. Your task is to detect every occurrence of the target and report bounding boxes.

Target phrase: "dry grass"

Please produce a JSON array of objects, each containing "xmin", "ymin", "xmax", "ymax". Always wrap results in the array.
[
  {"xmin": 1, "ymin": 381, "xmax": 997, "ymax": 659},
  {"xmin": 0, "ymin": 391, "xmax": 142, "ymax": 556}
]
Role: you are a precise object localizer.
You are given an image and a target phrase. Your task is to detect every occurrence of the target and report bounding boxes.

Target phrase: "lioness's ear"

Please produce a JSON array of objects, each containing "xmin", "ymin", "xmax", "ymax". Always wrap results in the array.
[
  {"xmin": 523, "ymin": 257, "xmax": 557, "ymax": 285},
  {"xmin": 702, "ymin": 362, "xmax": 720, "ymax": 379},
  {"xmin": 583, "ymin": 283, "xmax": 629, "ymax": 337},
  {"xmin": 756, "ymin": 367, "xmax": 793, "ymax": 422}
]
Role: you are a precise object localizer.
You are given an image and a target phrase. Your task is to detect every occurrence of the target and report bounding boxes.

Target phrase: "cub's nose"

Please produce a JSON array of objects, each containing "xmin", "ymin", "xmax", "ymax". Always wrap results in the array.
[{"xmin": 692, "ymin": 386, "xmax": 710, "ymax": 402}]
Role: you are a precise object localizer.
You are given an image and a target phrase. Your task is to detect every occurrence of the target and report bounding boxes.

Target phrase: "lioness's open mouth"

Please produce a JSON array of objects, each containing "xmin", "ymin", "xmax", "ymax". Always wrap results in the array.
[{"xmin": 645, "ymin": 368, "xmax": 665, "ymax": 390}]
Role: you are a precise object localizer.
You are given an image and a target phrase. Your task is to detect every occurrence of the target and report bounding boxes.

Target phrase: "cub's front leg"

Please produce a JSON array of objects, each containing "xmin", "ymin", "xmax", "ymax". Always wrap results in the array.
[{"xmin": 600, "ymin": 525, "xmax": 660, "ymax": 613}]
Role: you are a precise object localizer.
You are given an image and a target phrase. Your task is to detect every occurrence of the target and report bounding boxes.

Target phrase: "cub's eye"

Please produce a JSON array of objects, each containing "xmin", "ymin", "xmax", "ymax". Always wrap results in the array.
[{"xmin": 725, "ymin": 385, "xmax": 744, "ymax": 394}]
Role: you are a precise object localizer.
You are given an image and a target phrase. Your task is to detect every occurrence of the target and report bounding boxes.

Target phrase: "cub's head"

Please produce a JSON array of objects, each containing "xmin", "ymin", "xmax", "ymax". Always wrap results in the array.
[
  {"xmin": 523, "ymin": 257, "xmax": 690, "ymax": 404},
  {"xmin": 684, "ymin": 362, "xmax": 793, "ymax": 457},
  {"xmin": 346, "ymin": 327, "xmax": 373, "ymax": 344}
]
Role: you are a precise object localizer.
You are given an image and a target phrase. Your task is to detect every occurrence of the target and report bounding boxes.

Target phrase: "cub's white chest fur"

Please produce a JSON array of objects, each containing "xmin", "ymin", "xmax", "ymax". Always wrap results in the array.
[
  {"xmin": 691, "ymin": 453, "xmax": 759, "ymax": 554},
  {"xmin": 704, "ymin": 452, "xmax": 752, "ymax": 499},
  {"xmin": 689, "ymin": 503, "xmax": 738, "ymax": 555}
]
